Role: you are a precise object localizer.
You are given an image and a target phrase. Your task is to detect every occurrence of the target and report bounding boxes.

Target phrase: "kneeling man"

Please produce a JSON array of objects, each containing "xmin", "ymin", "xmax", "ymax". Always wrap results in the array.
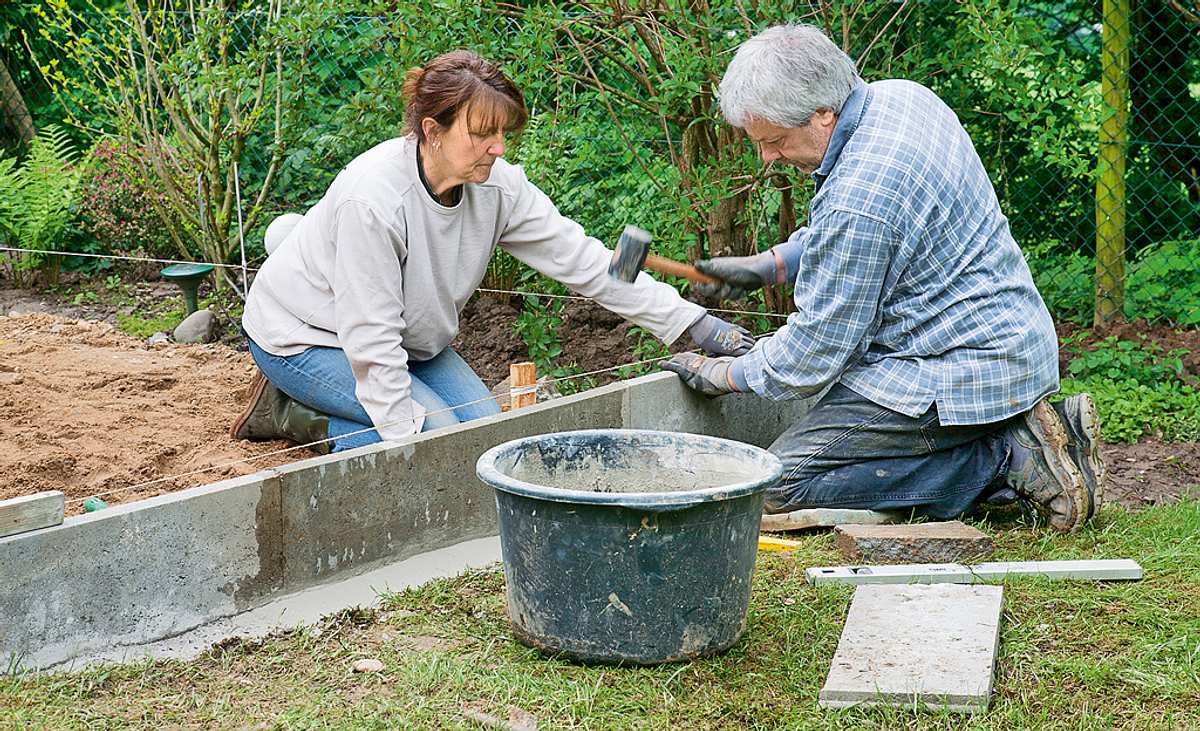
[{"xmin": 665, "ymin": 24, "xmax": 1103, "ymax": 531}]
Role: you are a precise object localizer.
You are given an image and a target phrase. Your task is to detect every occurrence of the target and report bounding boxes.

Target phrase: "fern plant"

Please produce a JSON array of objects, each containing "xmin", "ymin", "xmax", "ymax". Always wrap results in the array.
[{"xmin": 0, "ymin": 125, "xmax": 81, "ymax": 285}]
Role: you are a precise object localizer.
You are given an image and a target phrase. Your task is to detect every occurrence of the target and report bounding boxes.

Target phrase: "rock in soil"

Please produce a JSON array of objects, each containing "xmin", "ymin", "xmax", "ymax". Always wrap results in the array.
[
  {"xmin": 351, "ymin": 658, "xmax": 385, "ymax": 673},
  {"xmin": 833, "ymin": 521, "xmax": 995, "ymax": 563},
  {"xmin": 173, "ymin": 309, "xmax": 218, "ymax": 344}
]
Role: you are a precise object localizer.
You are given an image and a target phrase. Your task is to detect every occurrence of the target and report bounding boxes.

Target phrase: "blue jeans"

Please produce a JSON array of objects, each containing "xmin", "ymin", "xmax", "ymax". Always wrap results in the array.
[
  {"xmin": 768, "ymin": 383, "xmax": 1011, "ymax": 520},
  {"xmin": 246, "ymin": 339, "xmax": 501, "ymax": 453}
]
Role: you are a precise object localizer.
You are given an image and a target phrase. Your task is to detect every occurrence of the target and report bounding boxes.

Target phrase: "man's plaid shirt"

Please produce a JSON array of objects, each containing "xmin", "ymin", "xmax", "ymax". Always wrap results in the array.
[{"xmin": 739, "ymin": 79, "xmax": 1058, "ymax": 425}]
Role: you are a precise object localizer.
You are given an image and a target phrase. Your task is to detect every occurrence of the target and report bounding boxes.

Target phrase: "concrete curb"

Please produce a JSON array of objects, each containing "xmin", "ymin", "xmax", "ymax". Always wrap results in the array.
[{"xmin": 1, "ymin": 372, "xmax": 811, "ymax": 669}]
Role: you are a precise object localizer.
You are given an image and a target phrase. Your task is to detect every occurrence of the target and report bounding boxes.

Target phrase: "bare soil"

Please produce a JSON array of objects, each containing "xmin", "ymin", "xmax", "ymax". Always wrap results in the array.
[
  {"xmin": 1, "ymin": 281, "xmax": 1197, "ymax": 515},
  {"xmin": 0, "ymin": 312, "xmax": 300, "ymax": 515}
]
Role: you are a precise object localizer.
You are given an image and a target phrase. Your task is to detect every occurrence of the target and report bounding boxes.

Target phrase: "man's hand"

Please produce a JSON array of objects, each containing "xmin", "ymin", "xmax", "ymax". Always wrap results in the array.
[
  {"xmin": 688, "ymin": 313, "xmax": 755, "ymax": 356},
  {"xmin": 662, "ymin": 353, "xmax": 741, "ymax": 396},
  {"xmin": 694, "ymin": 249, "xmax": 783, "ymax": 300}
]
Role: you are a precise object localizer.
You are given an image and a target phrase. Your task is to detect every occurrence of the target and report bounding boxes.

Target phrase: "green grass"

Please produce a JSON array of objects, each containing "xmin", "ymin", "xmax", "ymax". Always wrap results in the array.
[{"xmin": 3, "ymin": 502, "xmax": 1199, "ymax": 729}]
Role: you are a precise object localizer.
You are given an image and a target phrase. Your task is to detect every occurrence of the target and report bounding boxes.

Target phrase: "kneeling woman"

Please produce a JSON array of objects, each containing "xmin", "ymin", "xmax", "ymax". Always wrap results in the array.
[{"xmin": 233, "ymin": 51, "xmax": 750, "ymax": 453}]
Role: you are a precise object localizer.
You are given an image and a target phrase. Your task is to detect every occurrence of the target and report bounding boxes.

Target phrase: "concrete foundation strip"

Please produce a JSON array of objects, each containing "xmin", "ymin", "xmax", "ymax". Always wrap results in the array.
[
  {"xmin": 1, "ymin": 372, "xmax": 816, "ymax": 670},
  {"xmin": 805, "ymin": 559, "xmax": 1144, "ymax": 586}
]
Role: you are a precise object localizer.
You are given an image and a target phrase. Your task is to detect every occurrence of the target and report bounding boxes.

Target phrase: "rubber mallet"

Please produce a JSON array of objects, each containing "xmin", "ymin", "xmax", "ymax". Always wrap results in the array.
[{"xmin": 607, "ymin": 225, "xmax": 721, "ymax": 286}]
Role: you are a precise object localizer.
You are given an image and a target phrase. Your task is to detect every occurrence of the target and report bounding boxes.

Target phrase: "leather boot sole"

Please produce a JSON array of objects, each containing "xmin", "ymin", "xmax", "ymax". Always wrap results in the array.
[
  {"xmin": 1025, "ymin": 400, "xmax": 1090, "ymax": 532},
  {"xmin": 1054, "ymin": 394, "xmax": 1105, "ymax": 520}
]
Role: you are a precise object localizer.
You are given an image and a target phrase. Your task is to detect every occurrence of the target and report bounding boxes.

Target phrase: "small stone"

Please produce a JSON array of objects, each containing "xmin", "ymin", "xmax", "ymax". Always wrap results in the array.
[
  {"xmin": 833, "ymin": 521, "xmax": 995, "ymax": 564},
  {"xmin": 147, "ymin": 331, "xmax": 170, "ymax": 347},
  {"xmin": 352, "ymin": 658, "xmax": 384, "ymax": 673},
  {"xmin": 173, "ymin": 309, "xmax": 217, "ymax": 344},
  {"xmin": 0, "ymin": 372, "xmax": 23, "ymax": 386}
]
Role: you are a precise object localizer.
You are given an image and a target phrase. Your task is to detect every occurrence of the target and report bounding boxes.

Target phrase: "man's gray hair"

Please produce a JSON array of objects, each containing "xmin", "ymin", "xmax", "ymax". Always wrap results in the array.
[{"xmin": 719, "ymin": 24, "xmax": 860, "ymax": 129}]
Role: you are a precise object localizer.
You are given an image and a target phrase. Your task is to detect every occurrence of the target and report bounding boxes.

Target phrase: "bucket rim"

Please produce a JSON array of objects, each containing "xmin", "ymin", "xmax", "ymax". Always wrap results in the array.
[{"xmin": 475, "ymin": 428, "xmax": 783, "ymax": 509}]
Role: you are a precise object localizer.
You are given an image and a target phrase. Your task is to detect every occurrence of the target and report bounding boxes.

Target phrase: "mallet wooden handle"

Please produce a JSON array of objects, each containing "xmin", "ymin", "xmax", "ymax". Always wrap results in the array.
[{"xmin": 643, "ymin": 254, "xmax": 721, "ymax": 285}]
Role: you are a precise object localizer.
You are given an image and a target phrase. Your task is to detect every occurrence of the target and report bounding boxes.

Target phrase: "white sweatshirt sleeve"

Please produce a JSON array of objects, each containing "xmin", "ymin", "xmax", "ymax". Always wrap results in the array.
[
  {"xmin": 331, "ymin": 199, "xmax": 426, "ymax": 440},
  {"xmin": 497, "ymin": 167, "xmax": 705, "ymax": 344}
]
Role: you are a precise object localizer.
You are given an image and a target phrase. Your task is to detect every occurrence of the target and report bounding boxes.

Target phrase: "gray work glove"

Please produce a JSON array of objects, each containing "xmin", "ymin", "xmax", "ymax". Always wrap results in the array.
[
  {"xmin": 661, "ymin": 353, "xmax": 740, "ymax": 396},
  {"xmin": 694, "ymin": 250, "xmax": 782, "ymax": 300},
  {"xmin": 688, "ymin": 313, "xmax": 755, "ymax": 356}
]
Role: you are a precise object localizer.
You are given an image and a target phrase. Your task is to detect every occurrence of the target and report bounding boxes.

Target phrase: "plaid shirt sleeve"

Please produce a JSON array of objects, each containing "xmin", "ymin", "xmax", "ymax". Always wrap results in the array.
[{"xmin": 740, "ymin": 208, "xmax": 897, "ymax": 400}]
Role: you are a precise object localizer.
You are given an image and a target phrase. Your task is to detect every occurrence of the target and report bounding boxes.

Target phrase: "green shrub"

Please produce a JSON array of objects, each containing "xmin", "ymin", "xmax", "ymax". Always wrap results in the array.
[
  {"xmin": 76, "ymin": 138, "xmax": 181, "ymax": 261},
  {"xmin": 1061, "ymin": 377, "xmax": 1200, "ymax": 443},
  {"xmin": 1060, "ymin": 335, "xmax": 1198, "ymax": 443}
]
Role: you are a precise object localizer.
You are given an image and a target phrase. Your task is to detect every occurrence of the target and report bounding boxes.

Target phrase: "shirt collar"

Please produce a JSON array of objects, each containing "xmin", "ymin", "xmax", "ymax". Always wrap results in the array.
[{"xmin": 813, "ymin": 81, "xmax": 871, "ymax": 184}]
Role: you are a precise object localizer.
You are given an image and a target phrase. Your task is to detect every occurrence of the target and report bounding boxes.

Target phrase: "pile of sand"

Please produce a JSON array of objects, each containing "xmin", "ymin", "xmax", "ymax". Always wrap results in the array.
[{"xmin": 0, "ymin": 313, "xmax": 307, "ymax": 514}]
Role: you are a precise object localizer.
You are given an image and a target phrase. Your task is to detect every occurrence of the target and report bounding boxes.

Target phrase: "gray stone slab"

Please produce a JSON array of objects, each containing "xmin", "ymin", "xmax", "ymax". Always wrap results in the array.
[
  {"xmin": 0, "ymin": 371, "xmax": 814, "ymax": 670},
  {"xmin": 820, "ymin": 583, "xmax": 1003, "ymax": 713},
  {"xmin": 0, "ymin": 472, "xmax": 282, "ymax": 669},
  {"xmin": 761, "ymin": 508, "xmax": 899, "ymax": 532},
  {"xmin": 834, "ymin": 521, "xmax": 995, "ymax": 563},
  {"xmin": 622, "ymin": 372, "xmax": 814, "ymax": 450}
]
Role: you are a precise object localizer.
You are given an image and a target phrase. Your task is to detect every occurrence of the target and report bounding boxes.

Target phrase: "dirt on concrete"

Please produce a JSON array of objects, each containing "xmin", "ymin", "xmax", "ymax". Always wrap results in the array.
[{"xmin": 0, "ymin": 312, "xmax": 300, "ymax": 515}]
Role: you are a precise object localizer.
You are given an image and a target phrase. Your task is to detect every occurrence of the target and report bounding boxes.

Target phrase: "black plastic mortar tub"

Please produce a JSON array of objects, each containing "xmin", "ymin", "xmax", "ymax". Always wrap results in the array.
[{"xmin": 476, "ymin": 429, "xmax": 783, "ymax": 665}]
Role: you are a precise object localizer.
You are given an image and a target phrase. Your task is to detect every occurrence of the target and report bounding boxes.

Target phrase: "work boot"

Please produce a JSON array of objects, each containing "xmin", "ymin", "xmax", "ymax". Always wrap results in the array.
[
  {"xmin": 231, "ymin": 371, "xmax": 332, "ymax": 454},
  {"xmin": 1052, "ymin": 394, "xmax": 1106, "ymax": 519},
  {"xmin": 1001, "ymin": 399, "xmax": 1090, "ymax": 532}
]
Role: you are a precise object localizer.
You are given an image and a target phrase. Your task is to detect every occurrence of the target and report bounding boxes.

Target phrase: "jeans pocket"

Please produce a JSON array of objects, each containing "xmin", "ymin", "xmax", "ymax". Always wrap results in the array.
[{"xmin": 918, "ymin": 412, "xmax": 941, "ymax": 454}]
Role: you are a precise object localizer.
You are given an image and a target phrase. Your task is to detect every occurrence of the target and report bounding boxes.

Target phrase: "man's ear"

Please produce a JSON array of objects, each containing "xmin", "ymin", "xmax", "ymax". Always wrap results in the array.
[{"xmin": 812, "ymin": 108, "xmax": 838, "ymax": 131}]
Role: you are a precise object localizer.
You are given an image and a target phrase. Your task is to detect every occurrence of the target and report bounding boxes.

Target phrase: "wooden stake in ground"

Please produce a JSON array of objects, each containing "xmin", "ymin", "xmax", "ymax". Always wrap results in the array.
[
  {"xmin": 509, "ymin": 362, "xmax": 537, "ymax": 410},
  {"xmin": 0, "ymin": 491, "xmax": 65, "ymax": 539}
]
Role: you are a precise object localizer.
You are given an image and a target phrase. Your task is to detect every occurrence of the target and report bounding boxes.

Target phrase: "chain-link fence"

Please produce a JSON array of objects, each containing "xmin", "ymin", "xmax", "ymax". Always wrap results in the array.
[{"xmin": 3, "ymin": 1, "xmax": 1198, "ymax": 327}]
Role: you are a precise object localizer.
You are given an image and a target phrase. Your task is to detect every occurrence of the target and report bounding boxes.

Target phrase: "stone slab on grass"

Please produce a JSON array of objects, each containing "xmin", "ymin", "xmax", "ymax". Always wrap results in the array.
[
  {"xmin": 760, "ymin": 508, "xmax": 901, "ymax": 532},
  {"xmin": 833, "ymin": 520, "xmax": 995, "ymax": 563},
  {"xmin": 820, "ymin": 583, "xmax": 1003, "ymax": 714}
]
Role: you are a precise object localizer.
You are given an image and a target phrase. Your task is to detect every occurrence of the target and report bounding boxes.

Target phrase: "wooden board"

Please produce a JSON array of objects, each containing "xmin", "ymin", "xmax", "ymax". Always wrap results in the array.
[{"xmin": 0, "ymin": 491, "xmax": 65, "ymax": 539}]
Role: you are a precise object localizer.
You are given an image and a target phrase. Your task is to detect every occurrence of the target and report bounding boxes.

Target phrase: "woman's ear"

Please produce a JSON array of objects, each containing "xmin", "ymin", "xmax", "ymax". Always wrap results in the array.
[{"xmin": 421, "ymin": 117, "xmax": 441, "ymax": 147}]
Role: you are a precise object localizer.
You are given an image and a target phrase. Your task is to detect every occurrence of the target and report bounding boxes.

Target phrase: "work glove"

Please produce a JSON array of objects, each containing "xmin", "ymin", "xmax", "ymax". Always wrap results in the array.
[
  {"xmin": 688, "ymin": 313, "xmax": 755, "ymax": 356},
  {"xmin": 694, "ymin": 249, "xmax": 784, "ymax": 300},
  {"xmin": 661, "ymin": 353, "xmax": 741, "ymax": 397}
]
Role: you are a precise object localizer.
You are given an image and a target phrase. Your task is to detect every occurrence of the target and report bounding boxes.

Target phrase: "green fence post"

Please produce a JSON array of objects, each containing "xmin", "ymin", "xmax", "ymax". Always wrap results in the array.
[{"xmin": 1094, "ymin": 0, "xmax": 1131, "ymax": 328}]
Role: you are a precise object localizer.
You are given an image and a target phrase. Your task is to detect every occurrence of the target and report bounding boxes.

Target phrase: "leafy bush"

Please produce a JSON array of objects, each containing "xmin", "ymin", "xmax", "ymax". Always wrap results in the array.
[
  {"xmin": 1027, "ymin": 238, "xmax": 1200, "ymax": 326},
  {"xmin": 0, "ymin": 125, "xmax": 81, "ymax": 285},
  {"xmin": 76, "ymin": 139, "xmax": 181, "ymax": 260},
  {"xmin": 1060, "ymin": 336, "xmax": 1198, "ymax": 443},
  {"xmin": 1061, "ymin": 377, "xmax": 1200, "ymax": 443},
  {"xmin": 1063, "ymin": 335, "xmax": 1190, "ymax": 384}
]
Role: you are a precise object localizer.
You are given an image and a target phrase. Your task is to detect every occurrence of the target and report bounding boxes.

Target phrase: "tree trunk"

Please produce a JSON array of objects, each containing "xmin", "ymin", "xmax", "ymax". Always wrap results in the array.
[{"xmin": 0, "ymin": 58, "xmax": 35, "ymax": 146}]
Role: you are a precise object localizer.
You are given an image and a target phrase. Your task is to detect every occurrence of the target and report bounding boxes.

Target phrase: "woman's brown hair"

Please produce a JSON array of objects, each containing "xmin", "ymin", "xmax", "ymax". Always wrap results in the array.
[{"xmin": 401, "ymin": 51, "xmax": 528, "ymax": 142}]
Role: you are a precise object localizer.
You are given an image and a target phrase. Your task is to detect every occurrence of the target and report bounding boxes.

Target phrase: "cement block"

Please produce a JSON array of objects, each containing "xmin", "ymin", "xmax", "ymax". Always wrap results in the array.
[
  {"xmin": 622, "ymin": 372, "xmax": 814, "ymax": 450},
  {"xmin": 0, "ymin": 371, "xmax": 816, "ymax": 670},
  {"xmin": 833, "ymin": 521, "xmax": 995, "ymax": 563},
  {"xmin": 761, "ymin": 508, "xmax": 900, "ymax": 532},
  {"xmin": 820, "ymin": 583, "xmax": 1003, "ymax": 713},
  {"xmin": 278, "ymin": 381, "xmax": 628, "ymax": 588},
  {"xmin": 0, "ymin": 472, "xmax": 283, "ymax": 669}
]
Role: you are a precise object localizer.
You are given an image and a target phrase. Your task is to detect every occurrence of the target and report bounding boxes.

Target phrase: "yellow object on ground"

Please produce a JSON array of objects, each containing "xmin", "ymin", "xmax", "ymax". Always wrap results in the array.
[{"xmin": 758, "ymin": 535, "xmax": 802, "ymax": 551}]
